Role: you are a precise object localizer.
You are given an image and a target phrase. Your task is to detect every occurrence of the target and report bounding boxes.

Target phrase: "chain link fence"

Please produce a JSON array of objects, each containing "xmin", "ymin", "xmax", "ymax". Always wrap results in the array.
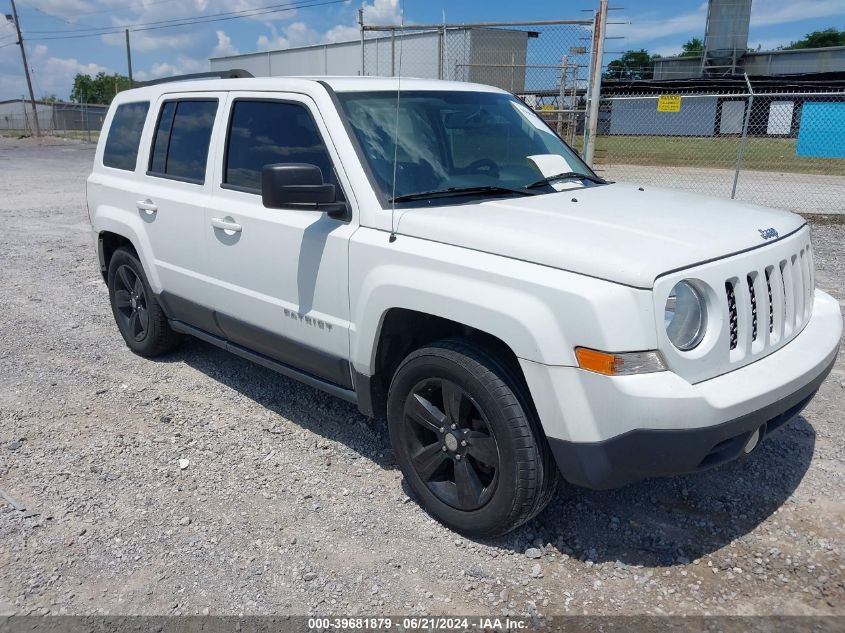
[
  {"xmin": 0, "ymin": 101, "xmax": 106, "ymax": 142},
  {"xmin": 360, "ymin": 20, "xmax": 594, "ymax": 146},
  {"xmin": 590, "ymin": 87, "xmax": 845, "ymax": 214}
]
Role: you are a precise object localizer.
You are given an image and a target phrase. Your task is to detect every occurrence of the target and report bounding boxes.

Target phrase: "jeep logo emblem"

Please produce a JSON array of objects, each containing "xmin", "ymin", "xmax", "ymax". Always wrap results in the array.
[{"xmin": 758, "ymin": 228, "xmax": 778, "ymax": 240}]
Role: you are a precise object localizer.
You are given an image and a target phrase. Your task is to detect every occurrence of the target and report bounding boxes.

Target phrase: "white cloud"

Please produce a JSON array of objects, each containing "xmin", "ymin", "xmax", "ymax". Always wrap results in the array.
[
  {"xmin": 101, "ymin": 30, "xmax": 198, "ymax": 53},
  {"xmin": 605, "ymin": 7, "xmax": 707, "ymax": 45},
  {"xmin": 133, "ymin": 56, "xmax": 207, "ymax": 81},
  {"xmin": 751, "ymin": 0, "xmax": 845, "ymax": 26},
  {"xmin": 0, "ymin": 43, "xmax": 108, "ymax": 100},
  {"xmin": 0, "ymin": 0, "xmax": 396, "ymax": 100},
  {"xmin": 20, "ymin": 0, "xmax": 98, "ymax": 18},
  {"xmin": 256, "ymin": 21, "xmax": 320, "ymax": 51},
  {"xmin": 322, "ymin": 24, "xmax": 360, "ymax": 44},
  {"xmin": 211, "ymin": 30, "xmax": 239, "ymax": 57},
  {"xmin": 23, "ymin": 0, "xmax": 299, "ymax": 24},
  {"xmin": 361, "ymin": 0, "xmax": 402, "ymax": 25},
  {"xmin": 606, "ymin": 0, "xmax": 844, "ymax": 49},
  {"xmin": 256, "ymin": 0, "xmax": 403, "ymax": 51}
]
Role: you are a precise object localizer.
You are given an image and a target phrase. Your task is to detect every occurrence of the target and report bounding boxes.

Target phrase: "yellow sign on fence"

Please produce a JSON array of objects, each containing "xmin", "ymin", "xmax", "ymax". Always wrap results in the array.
[{"xmin": 657, "ymin": 94, "xmax": 682, "ymax": 113}]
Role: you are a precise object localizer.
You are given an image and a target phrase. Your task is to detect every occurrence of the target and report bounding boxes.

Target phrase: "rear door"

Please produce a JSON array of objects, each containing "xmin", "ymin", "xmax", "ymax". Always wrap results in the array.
[
  {"xmin": 204, "ymin": 92, "xmax": 357, "ymax": 388},
  {"xmin": 137, "ymin": 92, "xmax": 227, "ymax": 334}
]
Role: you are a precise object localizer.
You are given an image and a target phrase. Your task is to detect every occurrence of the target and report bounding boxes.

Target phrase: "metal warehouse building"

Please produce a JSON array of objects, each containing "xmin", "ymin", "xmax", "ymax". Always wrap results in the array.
[
  {"xmin": 601, "ymin": 0, "xmax": 845, "ymax": 141},
  {"xmin": 654, "ymin": 46, "xmax": 845, "ymax": 81},
  {"xmin": 210, "ymin": 27, "xmax": 533, "ymax": 92}
]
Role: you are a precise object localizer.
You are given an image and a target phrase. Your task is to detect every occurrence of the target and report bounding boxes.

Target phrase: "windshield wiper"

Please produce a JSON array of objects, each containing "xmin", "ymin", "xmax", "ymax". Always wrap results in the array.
[
  {"xmin": 525, "ymin": 171, "xmax": 607, "ymax": 189},
  {"xmin": 390, "ymin": 185, "xmax": 536, "ymax": 203}
]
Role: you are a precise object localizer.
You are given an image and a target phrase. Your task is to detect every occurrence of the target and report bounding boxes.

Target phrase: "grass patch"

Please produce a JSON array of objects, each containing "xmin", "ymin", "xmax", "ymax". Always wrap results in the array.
[{"xmin": 580, "ymin": 136, "xmax": 845, "ymax": 176}]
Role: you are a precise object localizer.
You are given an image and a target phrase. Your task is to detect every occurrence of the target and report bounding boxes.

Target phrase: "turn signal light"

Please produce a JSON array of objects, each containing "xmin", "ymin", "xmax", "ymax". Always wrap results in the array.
[{"xmin": 575, "ymin": 347, "xmax": 667, "ymax": 376}]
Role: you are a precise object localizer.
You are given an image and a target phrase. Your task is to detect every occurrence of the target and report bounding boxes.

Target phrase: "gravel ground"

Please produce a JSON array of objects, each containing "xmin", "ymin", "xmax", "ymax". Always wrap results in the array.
[{"xmin": 1, "ymin": 137, "xmax": 844, "ymax": 617}]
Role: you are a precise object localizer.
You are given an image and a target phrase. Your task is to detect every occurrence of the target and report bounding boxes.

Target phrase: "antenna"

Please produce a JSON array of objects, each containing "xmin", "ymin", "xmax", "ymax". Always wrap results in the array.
[{"xmin": 389, "ymin": 9, "xmax": 404, "ymax": 244}]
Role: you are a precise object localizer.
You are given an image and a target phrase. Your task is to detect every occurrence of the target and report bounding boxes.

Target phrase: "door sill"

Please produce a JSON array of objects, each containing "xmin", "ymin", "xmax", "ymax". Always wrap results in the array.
[{"xmin": 169, "ymin": 319, "xmax": 358, "ymax": 404}]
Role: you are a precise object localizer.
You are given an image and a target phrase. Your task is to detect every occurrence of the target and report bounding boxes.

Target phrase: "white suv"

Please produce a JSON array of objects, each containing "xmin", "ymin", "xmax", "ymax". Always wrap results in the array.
[{"xmin": 87, "ymin": 75, "xmax": 842, "ymax": 536}]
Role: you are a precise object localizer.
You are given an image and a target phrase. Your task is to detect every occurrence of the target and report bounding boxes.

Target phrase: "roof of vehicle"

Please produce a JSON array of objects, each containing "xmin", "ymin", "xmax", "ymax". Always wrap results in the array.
[{"xmin": 115, "ymin": 76, "xmax": 507, "ymax": 103}]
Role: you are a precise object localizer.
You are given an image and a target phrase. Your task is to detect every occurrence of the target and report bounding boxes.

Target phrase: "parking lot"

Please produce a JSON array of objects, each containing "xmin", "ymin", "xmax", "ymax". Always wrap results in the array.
[{"xmin": 1, "ymin": 137, "xmax": 844, "ymax": 617}]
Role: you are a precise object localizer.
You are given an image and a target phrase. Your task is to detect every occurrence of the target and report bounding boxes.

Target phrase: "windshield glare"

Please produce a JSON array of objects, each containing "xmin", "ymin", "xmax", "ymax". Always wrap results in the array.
[{"xmin": 337, "ymin": 90, "xmax": 594, "ymax": 203}]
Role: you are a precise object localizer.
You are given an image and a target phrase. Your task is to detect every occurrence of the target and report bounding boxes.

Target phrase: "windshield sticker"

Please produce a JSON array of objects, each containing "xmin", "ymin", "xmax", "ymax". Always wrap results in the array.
[{"xmin": 528, "ymin": 154, "xmax": 581, "ymax": 191}]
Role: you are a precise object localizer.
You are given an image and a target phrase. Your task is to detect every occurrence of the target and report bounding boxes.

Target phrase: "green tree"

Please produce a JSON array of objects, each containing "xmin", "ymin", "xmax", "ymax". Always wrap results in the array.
[
  {"xmin": 784, "ymin": 27, "xmax": 845, "ymax": 49},
  {"xmin": 39, "ymin": 94, "xmax": 58, "ymax": 104},
  {"xmin": 69, "ymin": 72, "xmax": 132, "ymax": 104},
  {"xmin": 603, "ymin": 49, "xmax": 658, "ymax": 81},
  {"xmin": 680, "ymin": 37, "xmax": 704, "ymax": 57}
]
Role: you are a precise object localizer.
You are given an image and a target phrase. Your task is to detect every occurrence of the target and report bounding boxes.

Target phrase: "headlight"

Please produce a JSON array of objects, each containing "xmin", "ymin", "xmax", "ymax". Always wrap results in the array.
[{"xmin": 664, "ymin": 280, "xmax": 707, "ymax": 350}]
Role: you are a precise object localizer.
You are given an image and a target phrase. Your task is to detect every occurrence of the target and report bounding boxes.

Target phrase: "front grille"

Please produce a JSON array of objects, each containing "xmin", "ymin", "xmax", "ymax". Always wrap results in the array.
[
  {"xmin": 765, "ymin": 269, "xmax": 774, "ymax": 333},
  {"xmin": 726, "ymin": 281, "xmax": 738, "ymax": 350},
  {"xmin": 725, "ymin": 245, "xmax": 813, "ymax": 357},
  {"xmin": 747, "ymin": 275, "xmax": 757, "ymax": 342}
]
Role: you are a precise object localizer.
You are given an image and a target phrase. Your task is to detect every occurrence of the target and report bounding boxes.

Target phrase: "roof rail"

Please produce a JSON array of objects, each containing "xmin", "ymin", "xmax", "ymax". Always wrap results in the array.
[{"xmin": 133, "ymin": 69, "xmax": 254, "ymax": 88}]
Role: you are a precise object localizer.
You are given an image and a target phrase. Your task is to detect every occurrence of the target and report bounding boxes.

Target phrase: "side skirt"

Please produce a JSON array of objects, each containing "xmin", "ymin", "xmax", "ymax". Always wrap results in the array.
[{"xmin": 169, "ymin": 319, "xmax": 358, "ymax": 405}]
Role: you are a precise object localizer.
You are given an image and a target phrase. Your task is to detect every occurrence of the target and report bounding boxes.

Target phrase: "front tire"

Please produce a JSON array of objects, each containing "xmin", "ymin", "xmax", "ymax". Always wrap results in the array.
[
  {"xmin": 107, "ymin": 247, "xmax": 181, "ymax": 357},
  {"xmin": 387, "ymin": 340, "xmax": 558, "ymax": 537}
]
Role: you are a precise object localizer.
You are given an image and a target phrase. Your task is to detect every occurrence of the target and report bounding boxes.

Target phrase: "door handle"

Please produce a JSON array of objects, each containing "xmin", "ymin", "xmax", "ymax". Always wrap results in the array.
[
  {"xmin": 136, "ymin": 199, "xmax": 158, "ymax": 215},
  {"xmin": 211, "ymin": 217, "xmax": 242, "ymax": 233}
]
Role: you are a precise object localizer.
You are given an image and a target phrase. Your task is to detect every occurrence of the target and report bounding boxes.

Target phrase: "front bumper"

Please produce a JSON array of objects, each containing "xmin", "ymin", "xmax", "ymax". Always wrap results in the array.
[{"xmin": 521, "ymin": 289, "xmax": 842, "ymax": 489}]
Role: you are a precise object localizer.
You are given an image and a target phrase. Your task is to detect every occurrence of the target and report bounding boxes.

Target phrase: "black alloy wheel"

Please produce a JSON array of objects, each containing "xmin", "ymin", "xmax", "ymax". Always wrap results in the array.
[
  {"xmin": 106, "ymin": 246, "xmax": 182, "ymax": 357},
  {"xmin": 402, "ymin": 377, "xmax": 500, "ymax": 511},
  {"xmin": 113, "ymin": 264, "xmax": 150, "ymax": 342},
  {"xmin": 387, "ymin": 340, "xmax": 559, "ymax": 537}
]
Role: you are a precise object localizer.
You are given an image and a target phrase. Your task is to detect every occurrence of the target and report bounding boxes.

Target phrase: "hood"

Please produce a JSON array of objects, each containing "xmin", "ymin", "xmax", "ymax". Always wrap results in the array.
[{"xmin": 394, "ymin": 183, "xmax": 806, "ymax": 288}]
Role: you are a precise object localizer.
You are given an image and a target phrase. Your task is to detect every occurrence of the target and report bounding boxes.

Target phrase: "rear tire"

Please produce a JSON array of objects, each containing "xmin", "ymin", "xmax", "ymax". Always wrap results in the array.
[
  {"xmin": 387, "ymin": 339, "xmax": 558, "ymax": 537},
  {"xmin": 107, "ymin": 247, "xmax": 182, "ymax": 357}
]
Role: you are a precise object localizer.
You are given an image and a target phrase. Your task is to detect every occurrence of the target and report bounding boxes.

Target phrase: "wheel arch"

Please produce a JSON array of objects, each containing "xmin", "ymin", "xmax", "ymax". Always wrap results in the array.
[
  {"xmin": 98, "ymin": 231, "xmax": 137, "ymax": 281},
  {"xmin": 92, "ymin": 208, "xmax": 161, "ymax": 292},
  {"xmin": 357, "ymin": 308, "xmax": 534, "ymax": 421}
]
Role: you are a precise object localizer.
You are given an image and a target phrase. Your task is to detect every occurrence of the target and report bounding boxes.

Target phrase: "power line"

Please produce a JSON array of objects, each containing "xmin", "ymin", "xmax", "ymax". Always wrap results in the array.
[
  {"xmin": 27, "ymin": 6, "xmax": 73, "ymax": 26},
  {"xmin": 28, "ymin": 0, "xmax": 187, "ymax": 21},
  {"xmin": 27, "ymin": 0, "xmax": 297, "ymax": 34},
  {"xmin": 25, "ymin": 0, "xmax": 346, "ymax": 39}
]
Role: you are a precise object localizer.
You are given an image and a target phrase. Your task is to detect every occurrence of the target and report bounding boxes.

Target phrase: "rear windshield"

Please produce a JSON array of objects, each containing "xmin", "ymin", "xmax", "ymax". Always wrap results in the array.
[{"xmin": 103, "ymin": 102, "xmax": 149, "ymax": 171}]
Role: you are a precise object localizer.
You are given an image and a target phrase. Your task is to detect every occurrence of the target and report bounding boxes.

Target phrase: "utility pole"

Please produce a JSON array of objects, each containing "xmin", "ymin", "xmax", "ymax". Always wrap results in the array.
[
  {"xmin": 584, "ymin": 0, "xmax": 608, "ymax": 166},
  {"xmin": 125, "ymin": 29, "xmax": 133, "ymax": 85},
  {"xmin": 8, "ymin": 0, "xmax": 40, "ymax": 136},
  {"xmin": 358, "ymin": 6, "xmax": 364, "ymax": 76}
]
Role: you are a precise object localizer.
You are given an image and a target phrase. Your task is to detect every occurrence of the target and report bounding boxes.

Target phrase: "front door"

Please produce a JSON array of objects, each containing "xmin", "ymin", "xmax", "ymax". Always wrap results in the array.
[{"xmin": 204, "ymin": 93, "xmax": 357, "ymax": 387}]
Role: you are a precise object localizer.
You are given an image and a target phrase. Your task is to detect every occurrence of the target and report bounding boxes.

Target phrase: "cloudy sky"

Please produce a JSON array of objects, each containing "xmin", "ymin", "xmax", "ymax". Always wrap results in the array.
[{"xmin": 1, "ymin": 0, "xmax": 843, "ymax": 101}]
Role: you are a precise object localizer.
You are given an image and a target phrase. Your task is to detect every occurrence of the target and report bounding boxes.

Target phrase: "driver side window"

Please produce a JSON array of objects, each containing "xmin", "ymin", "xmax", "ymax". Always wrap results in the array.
[{"xmin": 223, "ymin": 99, "xmax": 339, "ymax": 194}]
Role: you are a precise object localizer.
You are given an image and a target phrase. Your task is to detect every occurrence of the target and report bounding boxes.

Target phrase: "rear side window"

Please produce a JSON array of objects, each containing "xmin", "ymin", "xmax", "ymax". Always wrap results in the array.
[
  {"xmin": 148, "ymin": 99, "xmax": 217, "ymax": 183},
  {"xmin": 103, "ymin": 102, "xmax": 149, "ymax": 171},
  {"xmin": 223, "ymin": 100, "xmax": 338, "ymax": 192}
]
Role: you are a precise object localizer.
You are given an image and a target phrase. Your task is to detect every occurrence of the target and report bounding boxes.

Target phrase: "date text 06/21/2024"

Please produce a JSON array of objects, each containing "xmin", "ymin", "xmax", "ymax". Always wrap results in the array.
[{"xmin": 306, "ymin": 617, "xmax": 530, "ymax": 630}]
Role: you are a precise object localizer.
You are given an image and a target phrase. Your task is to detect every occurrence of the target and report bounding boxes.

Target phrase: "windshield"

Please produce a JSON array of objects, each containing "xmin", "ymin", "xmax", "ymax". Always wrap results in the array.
[{"xmin": 336, "ymin": 90, "xmax": 598, "ymax": 205}]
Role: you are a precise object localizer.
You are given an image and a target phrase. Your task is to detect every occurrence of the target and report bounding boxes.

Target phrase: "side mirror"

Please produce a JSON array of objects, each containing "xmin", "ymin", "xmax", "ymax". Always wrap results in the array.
[{"xmin": 261, "ymin": 163, "xmax": 348, "ymax": 219}]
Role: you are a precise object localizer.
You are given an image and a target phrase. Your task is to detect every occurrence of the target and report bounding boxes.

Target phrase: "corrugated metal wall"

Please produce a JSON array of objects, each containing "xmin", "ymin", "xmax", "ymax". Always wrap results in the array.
[
  {"xmin": 744, "ymin": 47, "xmax": 845, "ymax": 76},
  {"xmin": 654, "ymin": 46, "xmax": 845, "ymax": 80},
  {"xmin": 210, "ymin": 29, "xmax": 530, "ymax": 91},
  {"xmin": 210, "ymin": 32, "xmax": 443, "ymax": 79},
  {"xmin": 609, "ymin": 96, "xmax": 719, "ymax": 136}
]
